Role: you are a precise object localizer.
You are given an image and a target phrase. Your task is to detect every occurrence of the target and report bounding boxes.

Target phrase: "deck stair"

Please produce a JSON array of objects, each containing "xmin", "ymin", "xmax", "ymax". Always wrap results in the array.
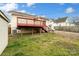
[
  {"xmin": 42, "ymin": 26, "xmax": 54, "ymax": 33},
  {"xmin": 42, "ymin": 27, "xmax": 48, "ymax": 33}
]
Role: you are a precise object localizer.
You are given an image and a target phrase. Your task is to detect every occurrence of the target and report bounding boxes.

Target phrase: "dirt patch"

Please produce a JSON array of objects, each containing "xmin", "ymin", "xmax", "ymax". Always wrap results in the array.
[{"xmin": 54, "ymin": 31, "xmax": 79, "ymax": 39}]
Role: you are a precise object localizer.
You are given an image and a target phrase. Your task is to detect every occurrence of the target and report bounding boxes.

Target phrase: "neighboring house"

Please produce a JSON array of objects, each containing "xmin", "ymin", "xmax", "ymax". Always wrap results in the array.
[
  {"xmin": 9, "ymin": 11, "xmax": 48, "ymax": 35},
  {"xmin": 53, "ymin": 18, "xmax": 75, "ymax": 26},
  {"xmin": 0, "ymin": 10, "xmax": 9, "ymax": 54},
  {"xmin": 46, "ymin": 17, "xmax": 75, "ymax": 31}
]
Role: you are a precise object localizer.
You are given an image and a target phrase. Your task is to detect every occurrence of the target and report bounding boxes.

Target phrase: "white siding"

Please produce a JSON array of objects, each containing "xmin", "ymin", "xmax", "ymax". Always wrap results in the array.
[
  {"xmin": 56, "ymin": 22, "xmax": 75, "ymax": 26},
  {"xmin": 46, "ymin": 20, "xmax": 55, "ymax": 30},
  {"xmin": 11, "ymin": 16, "xmax": 17, "ymax": 34},
  {"xmin": 0, "ymin": 17, "xmax": 8, "ymax": 55}
]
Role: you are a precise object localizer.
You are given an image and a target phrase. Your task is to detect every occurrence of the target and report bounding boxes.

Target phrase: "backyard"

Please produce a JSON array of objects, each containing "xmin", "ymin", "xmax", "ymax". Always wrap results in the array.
[{"xmin": 1, "ymin": 32, "xmax": 79, "ymax": 56}]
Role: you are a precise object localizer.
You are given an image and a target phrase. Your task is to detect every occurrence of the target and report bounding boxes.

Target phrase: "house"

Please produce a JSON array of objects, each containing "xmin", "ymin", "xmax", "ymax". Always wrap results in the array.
[
  {"xmin": 46, "ymin": 17, "xmax": 75, "ymax": 31},
  {"xmin": 46, "ymin": 20, "xmax": 55, "ymax": 30},
  {"xmin": 53, "ymin": 17, "xmax": 75, "ymax": 26},
  {"xmin": 0, "ymin": 10, "xmax": 9, "ymax": 54},
  {"xmin": 9, "ymin": 11, "xmax": 48, "ymax": 35}
]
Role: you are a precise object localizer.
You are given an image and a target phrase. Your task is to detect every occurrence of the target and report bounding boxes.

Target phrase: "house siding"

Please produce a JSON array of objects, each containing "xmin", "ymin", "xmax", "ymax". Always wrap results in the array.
[
  {"xmin": 0, "ymin": 17, "xmax": 8, "ymax": 55},
  {"xmin": 11, "ymin": 15, "xmax": 17, "ymax": 34},
  {"xmin": 9, "ymin": 11, "xmax": 47, "ymax": 34}
]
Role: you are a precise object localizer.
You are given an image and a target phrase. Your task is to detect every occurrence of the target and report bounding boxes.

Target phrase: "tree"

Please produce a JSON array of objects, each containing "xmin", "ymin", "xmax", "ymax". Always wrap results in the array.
[{"xmin": 72, "ymin": 17, "xmax": 79, "ymax": 25}]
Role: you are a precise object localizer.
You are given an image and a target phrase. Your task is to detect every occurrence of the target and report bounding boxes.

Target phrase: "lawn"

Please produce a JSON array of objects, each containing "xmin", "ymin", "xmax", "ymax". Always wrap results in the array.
[{"xmin": 1, "ymin": 33, "xmax": 79, "ymax": 56}]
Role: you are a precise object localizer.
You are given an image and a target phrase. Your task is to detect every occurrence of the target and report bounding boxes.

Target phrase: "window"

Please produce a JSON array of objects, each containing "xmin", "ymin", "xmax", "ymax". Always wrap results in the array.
[
  {"xmin": 27, "ymin": 20, "xmax": 34, "ymax": 24},
  {"xmin": 35, "ymin": 21, "xmax": 40, "ymax": 25},
  {"xmin": 18, "ymin": 18, "xmax": 26, "ymax": 24},
  {"xmin": 41, "ymin": 22, "xmax": 43, "ymax": 25}
]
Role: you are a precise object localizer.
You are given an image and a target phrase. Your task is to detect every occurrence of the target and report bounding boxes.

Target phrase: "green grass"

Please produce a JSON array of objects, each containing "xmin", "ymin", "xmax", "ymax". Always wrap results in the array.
[{"xmin": 1, "ymin": 33, "xmax": 79, "ymax": 56}]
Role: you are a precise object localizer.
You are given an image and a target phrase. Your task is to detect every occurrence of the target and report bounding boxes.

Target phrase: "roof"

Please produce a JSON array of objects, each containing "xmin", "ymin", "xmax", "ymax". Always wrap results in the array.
[
  {"xmin": 9, "ymin": 11, "xmax": 37, "ymax": 19},
  {"xmin": 0, "ymin": 10, "xmax": 9, "ymax": 22},
  {"xmin": 54, "ymin": 17, "xmax": 67, "ymax": 23},
  {"xmin": 38, "ymin": 16, "xmax": 48, "ymax": 20},
  {"xmin": 8, "ymin": 11, "xmax": 48, "ymax": 21}
]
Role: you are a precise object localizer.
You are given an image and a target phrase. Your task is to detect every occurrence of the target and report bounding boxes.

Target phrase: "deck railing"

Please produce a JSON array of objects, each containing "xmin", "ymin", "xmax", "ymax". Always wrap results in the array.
[{"xmin": 17, "ymin": 17, "xmax": 46, "ymax": 27}]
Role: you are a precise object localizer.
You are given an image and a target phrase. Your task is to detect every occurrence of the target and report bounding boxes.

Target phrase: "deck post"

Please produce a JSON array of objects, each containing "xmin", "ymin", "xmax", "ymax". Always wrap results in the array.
[
  {"xmin": 40, "ymin": 28, "xmax": 42, "ymax": 34},
  {"xmin": 21, "ymin": 28, "xmax": 23, "ymax": 37},
  {"xmin": 32, "ymin": 28, "xmax": 34, "ymax": 35}
]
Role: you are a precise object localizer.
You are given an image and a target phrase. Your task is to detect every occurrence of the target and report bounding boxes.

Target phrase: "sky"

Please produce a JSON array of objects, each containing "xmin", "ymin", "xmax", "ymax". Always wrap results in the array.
[{"xmin": 0, "ymin": 3, "xmax": 79, "ymax": 19}]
